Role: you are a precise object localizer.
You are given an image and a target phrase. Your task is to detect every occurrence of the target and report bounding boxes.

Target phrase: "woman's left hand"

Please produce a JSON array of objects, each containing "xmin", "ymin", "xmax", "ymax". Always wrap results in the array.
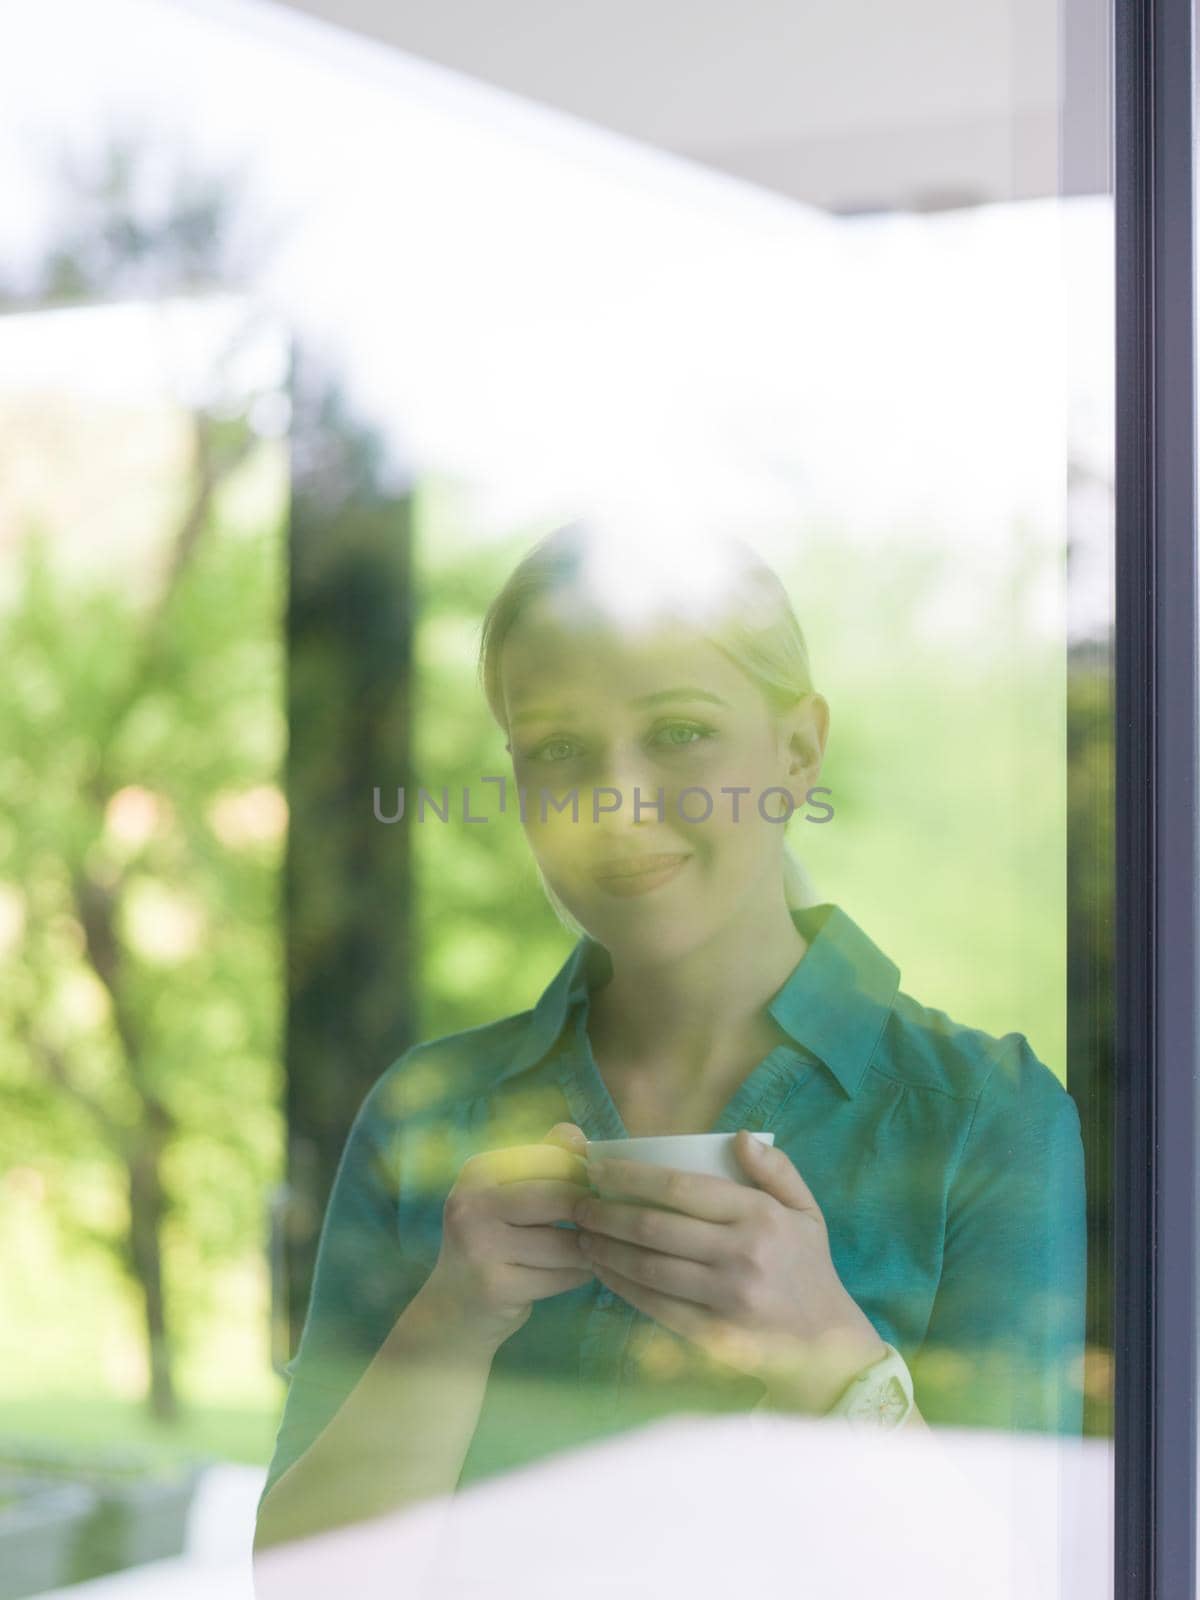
[{"xmin": 573, "ymin": 1131, "xmax": 887, "ymax": 1413}]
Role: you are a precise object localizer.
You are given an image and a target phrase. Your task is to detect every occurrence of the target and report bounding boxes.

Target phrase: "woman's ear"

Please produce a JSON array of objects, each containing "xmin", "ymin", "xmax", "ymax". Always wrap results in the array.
[{"xmin": 784, "ymin": 693, "xmax": 829, "ymax": 783}]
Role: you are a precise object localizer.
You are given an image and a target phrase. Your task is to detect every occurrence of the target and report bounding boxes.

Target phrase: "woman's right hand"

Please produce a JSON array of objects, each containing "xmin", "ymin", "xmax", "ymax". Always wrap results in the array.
[{"xmin": 420, "ymin": 1122, "xmax": 594, "ymax": 1355}]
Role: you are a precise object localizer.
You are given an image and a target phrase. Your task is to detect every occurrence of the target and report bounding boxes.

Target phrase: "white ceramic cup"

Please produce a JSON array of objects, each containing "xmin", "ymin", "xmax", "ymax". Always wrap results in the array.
[{"xmin": 586, "ymin": 1131, "xmax": 775, "ymax": 1194}]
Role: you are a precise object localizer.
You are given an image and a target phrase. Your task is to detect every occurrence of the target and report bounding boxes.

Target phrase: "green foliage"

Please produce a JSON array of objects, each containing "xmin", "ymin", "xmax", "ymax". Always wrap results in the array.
[{"xmin": 0, "ymin": 446, "xmax": 287, "ymax": 1412}]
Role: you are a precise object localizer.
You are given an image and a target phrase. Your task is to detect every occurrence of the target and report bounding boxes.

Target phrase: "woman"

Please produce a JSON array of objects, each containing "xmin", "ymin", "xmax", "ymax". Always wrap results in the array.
[{"xmin": 254, "ymin": 521, "xmax": 1086, "ymax": 1557}]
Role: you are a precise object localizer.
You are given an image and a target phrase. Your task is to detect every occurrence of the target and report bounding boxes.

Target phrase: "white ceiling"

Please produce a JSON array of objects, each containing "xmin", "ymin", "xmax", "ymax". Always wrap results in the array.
[{"xmin": 264, "ymin": 0, "xmax": 1108, "ymax": 213}]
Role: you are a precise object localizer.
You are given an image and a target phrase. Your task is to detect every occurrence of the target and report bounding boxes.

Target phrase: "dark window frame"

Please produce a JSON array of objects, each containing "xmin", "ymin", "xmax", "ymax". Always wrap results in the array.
[{"xmin": 1114, "ymin": 0, "xmax": 1199, "ymax": 1595}]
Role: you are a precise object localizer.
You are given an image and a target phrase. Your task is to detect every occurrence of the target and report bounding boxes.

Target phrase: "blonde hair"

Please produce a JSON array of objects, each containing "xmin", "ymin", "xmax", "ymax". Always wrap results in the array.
[{"xmin": 477, "ymin": 520, "xmax": 821, "ymax": 934}]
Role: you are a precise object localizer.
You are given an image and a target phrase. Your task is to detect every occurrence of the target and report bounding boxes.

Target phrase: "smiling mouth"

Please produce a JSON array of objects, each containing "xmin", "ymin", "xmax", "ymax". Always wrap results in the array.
[{"xmin": 591, "ymin": 853, "xmax": 691, "ymax": 896}]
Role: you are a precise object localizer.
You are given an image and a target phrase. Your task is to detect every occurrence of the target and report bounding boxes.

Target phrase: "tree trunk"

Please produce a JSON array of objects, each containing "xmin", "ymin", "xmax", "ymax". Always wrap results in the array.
[
  {"xmin": 283, "ymin": 360, "xmax": 417, "ymax": 1361},
  {"xmin": 127, "ymin": 1142, "xmax": 176, "ymax": 1421}
]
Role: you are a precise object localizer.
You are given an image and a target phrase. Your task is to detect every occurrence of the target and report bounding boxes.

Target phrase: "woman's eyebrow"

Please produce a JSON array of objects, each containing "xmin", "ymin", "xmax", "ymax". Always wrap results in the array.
[
  {"xmin": 510, "ymin": 687, "xmax": 730, "ymax": 726},
  {"xmin": 632, "ymin": 687, "xmax": 730, "ymax": 709},
  {"xmin": 510, "ymin": 704, "xmax": 574, "ymax": 726}
]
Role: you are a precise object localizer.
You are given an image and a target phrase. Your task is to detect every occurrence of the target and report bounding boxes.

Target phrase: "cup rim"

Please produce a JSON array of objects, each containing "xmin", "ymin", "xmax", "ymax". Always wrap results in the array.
[{"xmin": 586, "ymin": 1130, "xmax": 775, "ymax": 1150}]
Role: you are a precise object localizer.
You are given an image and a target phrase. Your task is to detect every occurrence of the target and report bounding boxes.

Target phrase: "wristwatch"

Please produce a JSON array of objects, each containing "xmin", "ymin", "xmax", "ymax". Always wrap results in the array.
[{"xmin": 824, "ymin": 1341, "xmax": 914, "ymax": 1429}]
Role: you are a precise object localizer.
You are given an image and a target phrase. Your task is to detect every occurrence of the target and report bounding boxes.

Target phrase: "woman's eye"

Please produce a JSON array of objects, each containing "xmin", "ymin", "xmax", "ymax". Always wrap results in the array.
[
  {"xmin": 527, "ymin": 737, "xmax": 581, "ymax": 763},
  {"xmin": 650, "ymin": 722, "xmax": 714, "ymax": 749}
]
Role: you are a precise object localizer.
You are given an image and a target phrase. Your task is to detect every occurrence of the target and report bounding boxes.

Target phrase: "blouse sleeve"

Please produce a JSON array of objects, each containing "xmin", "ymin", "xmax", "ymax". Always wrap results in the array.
[
  {"xmin": 258, "ymin": 1060, "xmax": 432, "ymax": 1509},
  {"xmin": 911, "ymin": 1032, "xmax": 1088, "ymax": 1434}
]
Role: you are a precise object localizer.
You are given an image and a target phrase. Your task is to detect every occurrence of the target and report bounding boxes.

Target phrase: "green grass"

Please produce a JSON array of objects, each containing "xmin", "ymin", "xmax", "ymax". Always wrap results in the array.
[{"xmin": 0, "ymin": 1394, "xmax": 278, "ymax": 1468}]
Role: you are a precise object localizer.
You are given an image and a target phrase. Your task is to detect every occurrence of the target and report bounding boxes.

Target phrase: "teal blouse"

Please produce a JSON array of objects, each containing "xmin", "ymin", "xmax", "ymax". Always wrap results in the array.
[{"xmin": 261, "ymin": 902, "xmax": 1086, "ymax": 1504}]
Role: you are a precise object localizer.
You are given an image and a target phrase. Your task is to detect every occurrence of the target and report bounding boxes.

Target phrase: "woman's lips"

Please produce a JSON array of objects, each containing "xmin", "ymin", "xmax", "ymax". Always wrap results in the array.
[{"xmin": 591, "ymin": 853, "xmax": 691, "ymax": 897}]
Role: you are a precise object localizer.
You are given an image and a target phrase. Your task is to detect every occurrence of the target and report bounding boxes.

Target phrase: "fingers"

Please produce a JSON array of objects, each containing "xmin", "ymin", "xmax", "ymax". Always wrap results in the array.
[
  {"xmin": 734, "ymin": 1132, "xmax": 820, "ymax": 1214},
  {"xmin": 459, "ymin": 1143, "xmax": 587, "ymax": 1190},
  {"xmin": 577, "ymin": 1230, "xmax": 713, "ymax": 1306},
  {"xmin": 572, "ymin": 1195, "xmax": 723, "ymax": 1263},
  {"xmin": 505, "ymin": 1262, "xmax": 595, "ymax": 1303},
  {"xmin": 587, "ymin": 1156, "xmax": 751, "ymax": 1223},
  {"xmin": 494, "ymin": 1179, "xmax": 589, "ymax": 1226},
  {"xmin": 542, "ymin": 1121, "xmax": 587, "ymax": 1156},
  {"xmin": 590, "ymin": 1261, "xmax": 714, "ymax": 1342},
  {"xmin": 503, "ymin": 1222, "xmax": 591, "ymax": 1270}
]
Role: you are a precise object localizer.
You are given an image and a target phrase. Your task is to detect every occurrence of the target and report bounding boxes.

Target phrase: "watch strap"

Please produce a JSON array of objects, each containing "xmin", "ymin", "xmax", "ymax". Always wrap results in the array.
[{"xmin": 824, "ymin": 1341, "xmax": 914, "ymax": 1429}]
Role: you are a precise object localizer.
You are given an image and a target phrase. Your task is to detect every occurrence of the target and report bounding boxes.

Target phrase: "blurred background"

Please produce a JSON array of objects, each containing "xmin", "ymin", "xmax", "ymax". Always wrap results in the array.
[{"xmin": 0, "ymin": 0, "xmax": 1114, "ymax": 1593}]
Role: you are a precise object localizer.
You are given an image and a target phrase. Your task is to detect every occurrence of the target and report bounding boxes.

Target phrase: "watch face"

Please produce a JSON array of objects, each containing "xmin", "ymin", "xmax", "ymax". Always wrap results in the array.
[{"xmin": 846, "ymin": 1374, "xmax": 909, "ymax": 1429}]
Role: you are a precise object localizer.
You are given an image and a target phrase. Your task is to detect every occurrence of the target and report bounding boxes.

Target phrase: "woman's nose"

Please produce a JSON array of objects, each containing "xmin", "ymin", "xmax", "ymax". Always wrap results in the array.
[{"xmin": 589, "ymin": 743, "xmax": 665, "ymax": 822}]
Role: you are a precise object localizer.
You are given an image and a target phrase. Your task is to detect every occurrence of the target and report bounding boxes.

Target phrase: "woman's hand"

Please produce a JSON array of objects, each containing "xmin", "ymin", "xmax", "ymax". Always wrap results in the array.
[
  {"xmin": 420, "ymin": 1122, "xmax": 594, "ymax": 1357},
  {"xmin": 573, "ymin": 1130, "xmax": 886, "ymax": 1413}
]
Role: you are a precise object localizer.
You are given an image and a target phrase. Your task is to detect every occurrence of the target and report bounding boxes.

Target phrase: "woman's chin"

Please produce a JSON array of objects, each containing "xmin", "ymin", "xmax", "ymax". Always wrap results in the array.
[{"xmin": 581, "ymin": 897, "xmax": 709, "ymax": 958}]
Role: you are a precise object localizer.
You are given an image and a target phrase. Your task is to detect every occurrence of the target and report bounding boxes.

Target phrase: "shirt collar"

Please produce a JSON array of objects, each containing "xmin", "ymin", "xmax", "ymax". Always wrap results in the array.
[
  {"xmin": 500, "ymin": 936, "xmax": 603, "ymax": 1081},
  {"xmin": 501, "ymin": 901, "xmax": 900, "ymax": 1099},
  {"xmin": 765, "ymin": 903, "xmax": 900, "ymax": 1097}
]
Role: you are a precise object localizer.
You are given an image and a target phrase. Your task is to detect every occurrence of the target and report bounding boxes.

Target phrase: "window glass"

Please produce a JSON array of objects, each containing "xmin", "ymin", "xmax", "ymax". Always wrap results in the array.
[{"xmin": 0, "ymin": 3, "xmax": 1115, "ymax": 1596}]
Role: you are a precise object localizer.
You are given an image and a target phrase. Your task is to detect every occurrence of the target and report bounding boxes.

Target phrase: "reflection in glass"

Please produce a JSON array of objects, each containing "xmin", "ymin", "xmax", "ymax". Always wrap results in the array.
[{"xmin": 0, "ymin": 1, "xmax": 1116, "ymax": 1597}]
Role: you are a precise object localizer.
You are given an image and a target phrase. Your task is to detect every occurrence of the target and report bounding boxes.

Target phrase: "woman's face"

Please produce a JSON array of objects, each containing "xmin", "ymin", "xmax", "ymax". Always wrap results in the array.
[{"xmin": 499, "ymin": 591, "xmax": 828, "ymax": 961}]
